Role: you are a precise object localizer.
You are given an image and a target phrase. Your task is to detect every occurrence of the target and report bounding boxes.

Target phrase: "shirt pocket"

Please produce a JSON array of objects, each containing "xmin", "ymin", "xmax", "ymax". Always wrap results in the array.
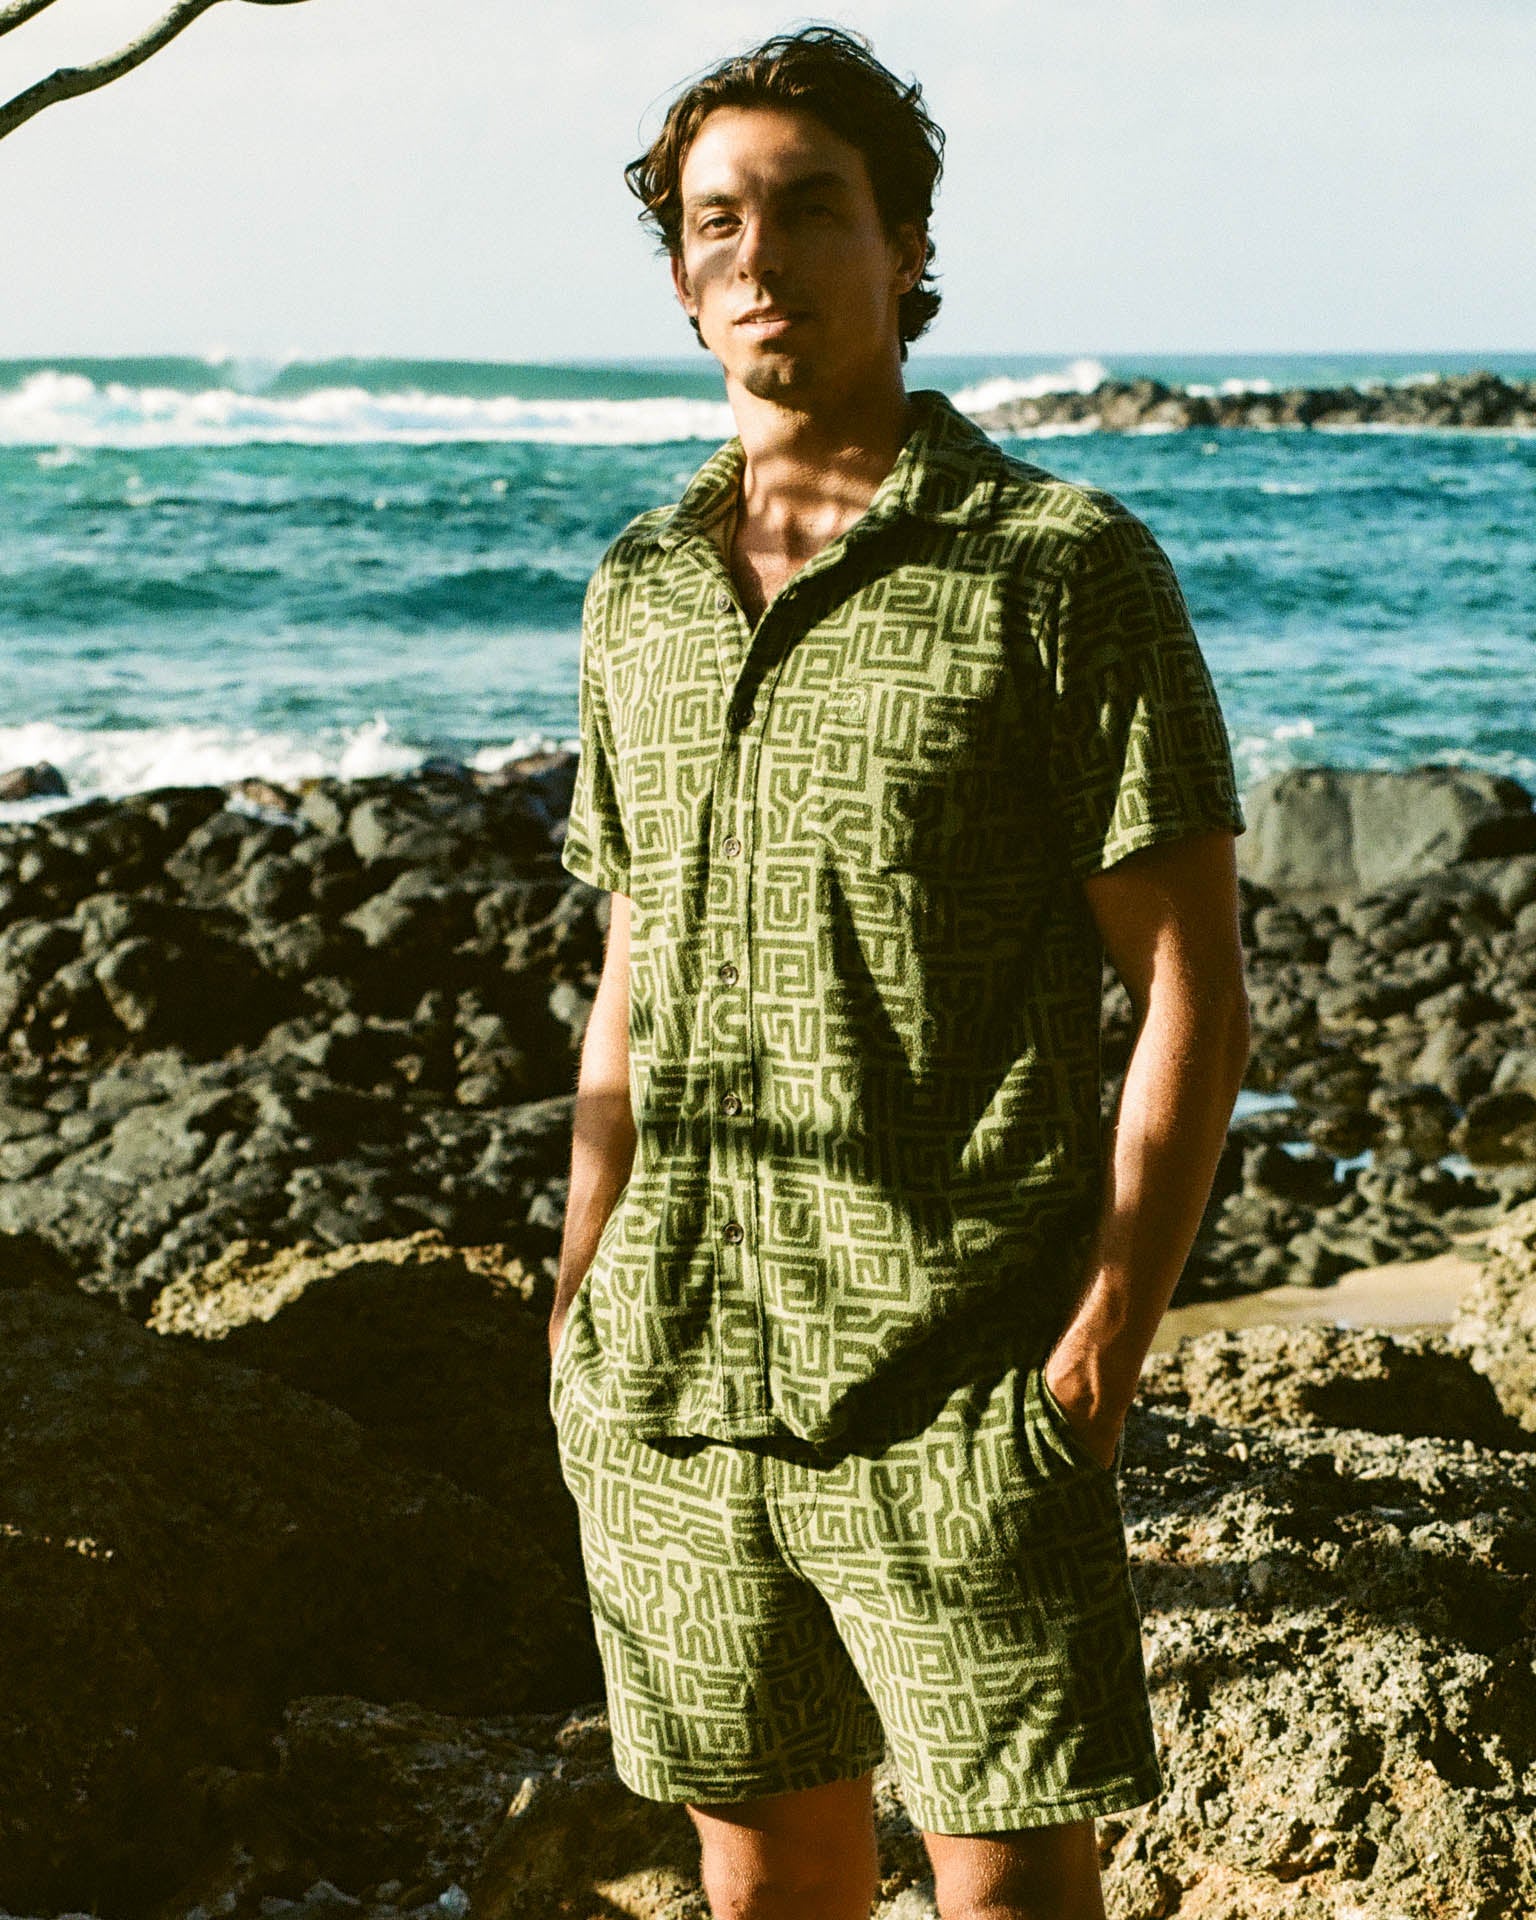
[{"xmin": 806, "ymin": 679, "xmax": 1001, "ymax": 876}]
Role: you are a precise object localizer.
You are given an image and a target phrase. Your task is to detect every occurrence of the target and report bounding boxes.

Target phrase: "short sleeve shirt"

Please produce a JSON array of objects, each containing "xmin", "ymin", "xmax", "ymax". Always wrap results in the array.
[{"xmin": 561, "ymin": 390, "xmax": 1244, "ymax": 1447}]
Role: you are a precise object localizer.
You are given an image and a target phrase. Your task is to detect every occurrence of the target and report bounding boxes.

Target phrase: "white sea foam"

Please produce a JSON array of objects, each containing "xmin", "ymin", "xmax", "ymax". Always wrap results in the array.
[
  {"xmin": 1177, "ymin": 377, "xmax": 1285, "ymax": 399},
  {"xmin": 0, "ymin": 370, "xmax": 737, "ymax": 449},
  {"xmin": 949, "ymin": 359, "xmax": 1112, "ymax": 414},
  {"xmin": 0, "ymin": 716, "xmax": 592, "ymax": 819},
  {"xmin": 1231, "ymin": 719, "xmax": 1323, "ymax": 788},
  {"xmin": 987, "ymin": 417, "xmax": 1105, "ymax": 438}
]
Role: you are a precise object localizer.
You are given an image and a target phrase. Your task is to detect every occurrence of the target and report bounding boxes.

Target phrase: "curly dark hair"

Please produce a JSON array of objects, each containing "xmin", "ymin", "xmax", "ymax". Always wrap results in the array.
[{"xmin": 625, "ymin": 24, "xmax": 945, "ymax": 359}]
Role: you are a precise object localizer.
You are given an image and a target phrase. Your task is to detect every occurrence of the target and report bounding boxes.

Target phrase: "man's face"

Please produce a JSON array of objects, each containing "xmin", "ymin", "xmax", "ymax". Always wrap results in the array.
[{"xmin": 670, "ymin": 105, "xmax": 924, "ymax": 406}]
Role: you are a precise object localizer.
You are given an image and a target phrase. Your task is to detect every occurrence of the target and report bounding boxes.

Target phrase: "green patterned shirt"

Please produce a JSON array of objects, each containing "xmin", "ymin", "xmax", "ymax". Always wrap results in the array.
[{"xmin": 560, "ymin": 390, "xmax": 1243, "ymax": 1446}]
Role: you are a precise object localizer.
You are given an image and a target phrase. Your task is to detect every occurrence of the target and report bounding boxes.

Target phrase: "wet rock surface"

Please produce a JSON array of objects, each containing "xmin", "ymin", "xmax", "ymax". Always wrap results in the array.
[
  {"xmin": 968, "ymin": 368, "xmax": 1536, "ymax": 435},
  {"xmin": 1167, "ymin": 769, "xmax": 1536, "ymax": 1305}
]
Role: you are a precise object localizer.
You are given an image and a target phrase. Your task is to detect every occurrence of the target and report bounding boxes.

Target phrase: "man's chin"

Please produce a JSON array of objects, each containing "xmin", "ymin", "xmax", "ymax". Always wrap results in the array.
[{"xmin": 736, "ymin": 355, "xmax": 816, "ymax": 403}]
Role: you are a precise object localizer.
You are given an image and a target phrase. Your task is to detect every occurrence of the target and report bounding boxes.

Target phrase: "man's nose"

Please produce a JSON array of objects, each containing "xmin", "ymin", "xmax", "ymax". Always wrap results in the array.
[{"xmin": 735, "ymin": 209, "xmax": 784, "ymax": 279}]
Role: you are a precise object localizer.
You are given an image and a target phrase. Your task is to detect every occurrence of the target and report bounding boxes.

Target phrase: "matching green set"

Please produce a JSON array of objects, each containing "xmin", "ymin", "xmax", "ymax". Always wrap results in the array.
[{"xmin": 554, "ymin": 390, "xmax": 1243, "ymax": 1828}]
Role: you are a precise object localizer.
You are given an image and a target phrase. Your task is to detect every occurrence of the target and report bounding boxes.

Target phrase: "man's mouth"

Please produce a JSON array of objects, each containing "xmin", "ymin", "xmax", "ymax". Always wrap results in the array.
[{"xmin": 735, "ymin": 309, "xmax": 806, "ymax": 335}]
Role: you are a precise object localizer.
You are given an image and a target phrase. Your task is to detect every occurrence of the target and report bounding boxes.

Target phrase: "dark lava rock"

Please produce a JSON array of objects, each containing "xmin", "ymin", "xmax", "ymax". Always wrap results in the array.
[
  {"xmin": 0, "ymin": 760, "xmax": 68, "ymax": 801},
  {"xmin": 968, "ymin": 369, "xmax": 1536, "ymax": 438},
  {"xmin": 146, "ymin": 1231, "xmax": 583, "ymax": 1595},
  {"xmin": 0, "ymin": 1285, "xmax": 598, "ymax": 1918},
  {"xmin": 7, "ymin": 760, "xmax": 1536, "ymax": 1314},
  {"xmin": 1457, "ymin": 1089, "xmax": 1536, "ymax": 1165}
]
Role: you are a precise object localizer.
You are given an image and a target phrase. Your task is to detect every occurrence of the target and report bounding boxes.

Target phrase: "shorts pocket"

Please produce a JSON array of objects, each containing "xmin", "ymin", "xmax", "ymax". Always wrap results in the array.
[
  {"xmin": 548, "ymin": 1317, "xmax": 572, "ymax": 1425},
  {"xmin": 1035, "ymin": 1365, "xmax": 1124, "ymax": 1480},
  {"xmin": 1011, "ymin": 1360, "xmax": 1122, "ymax": 1488}
]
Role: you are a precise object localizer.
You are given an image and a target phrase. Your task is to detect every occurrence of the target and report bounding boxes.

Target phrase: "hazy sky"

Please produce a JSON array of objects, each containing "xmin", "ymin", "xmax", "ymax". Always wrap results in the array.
[{"xmin": 1, "ymin": 0, "xmax": 1532, "ymax": 361}]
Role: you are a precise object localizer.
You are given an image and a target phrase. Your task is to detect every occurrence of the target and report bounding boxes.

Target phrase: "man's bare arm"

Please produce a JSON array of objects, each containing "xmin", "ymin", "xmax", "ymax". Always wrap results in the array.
[
  {"xmin": 1044, "ymin": 829, "xmax": 1251, "ymax": 1466},
  {"xmin": 549, "ymin": 892, "xmax": 636, "ymax": 1361}
]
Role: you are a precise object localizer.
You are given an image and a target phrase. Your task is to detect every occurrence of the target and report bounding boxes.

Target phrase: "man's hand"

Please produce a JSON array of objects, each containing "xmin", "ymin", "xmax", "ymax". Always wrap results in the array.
[
  {"xmin": 1042, "ymin": 1349, "xmax": 1124, "ymax": 1472},
  {"xmin": 1045, "ymin": 829, "xmax": 1250, "ymax": 1461}
]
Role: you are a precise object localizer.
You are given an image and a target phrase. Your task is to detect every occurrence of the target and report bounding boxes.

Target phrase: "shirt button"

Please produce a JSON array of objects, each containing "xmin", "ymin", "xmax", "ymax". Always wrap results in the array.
[
  {"xmin": 723, "ymin": 1219, "xmax": 744, "ymax": 1244},
  {"xmin": 715, "ymin": 589, "xmax": 732, "ymax": 612},
  {"xmin": 721, "ymin": 1090, "xmax": 743, "ymax": 1116},
  {"xmin": 718, "ymin": 961, "xmax": 738, "ymax": 986},
  {"xmin": 723, "ymin": 835, "xmax": 742, "ymax": 858}
]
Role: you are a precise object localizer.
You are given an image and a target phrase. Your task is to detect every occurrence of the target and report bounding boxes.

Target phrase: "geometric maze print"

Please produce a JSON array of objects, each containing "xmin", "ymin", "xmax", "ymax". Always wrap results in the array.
[
  {"xmin": 560, "ymin": 389, "xmax": 1245, "ymax": 1447},
  {"xmin": 550, "ymin": 1336, "xmax": 1162, "ymax": 1828}
]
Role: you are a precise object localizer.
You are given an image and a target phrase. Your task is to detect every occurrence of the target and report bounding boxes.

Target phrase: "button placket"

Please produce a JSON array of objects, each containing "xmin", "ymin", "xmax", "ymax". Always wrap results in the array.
[
  {"xmin": 707, "ymin": 641, "xmax": 766, "ymax": 1420},
  {"xmin": 708, "ymin": 581, "xmax": 814, "ymax": 1422}
]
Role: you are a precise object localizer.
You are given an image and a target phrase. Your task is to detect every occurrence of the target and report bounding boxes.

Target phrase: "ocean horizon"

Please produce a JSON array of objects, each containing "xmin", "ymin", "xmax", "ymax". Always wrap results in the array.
[{"xmin": 3, "ymin": 349, "xmax": 1533, "ymax": 820}]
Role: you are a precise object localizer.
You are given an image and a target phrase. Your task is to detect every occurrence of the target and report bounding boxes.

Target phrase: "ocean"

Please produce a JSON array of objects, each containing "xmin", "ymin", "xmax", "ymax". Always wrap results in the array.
[{"xmin": 3, "ymin": 350, "xmax": 1534, "ymax": 820}]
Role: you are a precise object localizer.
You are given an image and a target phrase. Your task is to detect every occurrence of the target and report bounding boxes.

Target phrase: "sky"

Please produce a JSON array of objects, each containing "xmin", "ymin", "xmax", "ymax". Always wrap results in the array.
[{"xmin": 0, "ymin": 0, "xmax": 1532, "ymax": 361}]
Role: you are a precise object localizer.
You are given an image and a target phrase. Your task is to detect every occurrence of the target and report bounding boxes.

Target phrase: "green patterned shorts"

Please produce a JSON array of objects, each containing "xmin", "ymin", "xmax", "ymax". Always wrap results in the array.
[{"xmin": 549, "ymin": 1334, "xmax": 1162, "ymax": 1834}]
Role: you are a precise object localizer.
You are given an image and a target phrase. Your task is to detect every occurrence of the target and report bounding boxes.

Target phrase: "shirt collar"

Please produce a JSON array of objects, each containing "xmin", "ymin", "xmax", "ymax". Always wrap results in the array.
[{"xmin": 651, "ymin": 389, "xmax": 1001, "ymax": 552}]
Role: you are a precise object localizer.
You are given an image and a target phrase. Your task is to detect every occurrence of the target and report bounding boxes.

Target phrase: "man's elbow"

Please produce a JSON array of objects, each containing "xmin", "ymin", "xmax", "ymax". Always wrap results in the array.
[{"xmin": 1172, "ymin": 964, "xmax": 1249, "ymax": 1094}]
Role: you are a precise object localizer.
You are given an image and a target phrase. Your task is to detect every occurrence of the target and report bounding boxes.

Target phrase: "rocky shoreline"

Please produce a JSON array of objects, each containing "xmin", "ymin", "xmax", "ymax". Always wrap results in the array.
[
  {"xmin": 3, "ymin": 757, "xmax": 1536, "ymax": 1916},
  {"xmin": 3, "ymin": 757, "xmax": 1536, "ymax": 1309},
  {"xmin": 967, "ymin": 368, "xmax": 1536, "ymax": 435}
]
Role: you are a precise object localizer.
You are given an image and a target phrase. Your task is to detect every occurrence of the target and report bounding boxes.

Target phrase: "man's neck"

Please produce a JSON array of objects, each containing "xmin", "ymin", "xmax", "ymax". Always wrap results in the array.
[{"xmin": 726, "ymin": 366, "xmax": 915, "ymax": 563}]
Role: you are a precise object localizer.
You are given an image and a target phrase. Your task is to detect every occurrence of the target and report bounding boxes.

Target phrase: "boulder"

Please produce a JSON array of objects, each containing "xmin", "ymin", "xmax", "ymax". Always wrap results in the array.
[
  {"xmin": 1238, "ymin": 766, "xmax": 1536, "ymax": 897},
  {"xmin": 146, "ymin": 1232, "xmax": 581, "ymax": 1575},
  {"xmin": 1448, "ymin": 1199, "xmax": 1536, "ymax": 1431},
  {"xmin": 1138, "ymin": 1321, "xmax": 1524, "ymax": 1448},
  {"xmin": 0, "ymin": 760, "xmax": 68, "ymax": 801},
  {"xmin": 0, "ymin": 1286, "xmax": 597, "ymax": 1917}
]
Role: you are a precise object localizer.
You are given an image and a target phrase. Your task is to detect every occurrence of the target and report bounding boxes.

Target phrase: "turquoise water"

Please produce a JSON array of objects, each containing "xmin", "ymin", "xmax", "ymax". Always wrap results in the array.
[{"xmin": 2, "ymin": 353, "xmax": 1533, "ymax": 811}]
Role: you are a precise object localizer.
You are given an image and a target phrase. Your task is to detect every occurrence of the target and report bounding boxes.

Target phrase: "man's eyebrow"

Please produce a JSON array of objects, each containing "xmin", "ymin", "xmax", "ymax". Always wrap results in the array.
[{"xmin": 682, "ymin": 170, "xmax": 852, "ymax": 211}]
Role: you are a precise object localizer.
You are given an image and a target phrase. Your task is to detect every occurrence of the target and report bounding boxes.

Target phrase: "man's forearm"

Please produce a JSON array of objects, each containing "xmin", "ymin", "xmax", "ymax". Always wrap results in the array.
[
  {"xmin": 549, "ymin": 903, "xmax": 636, "ymax": 1358},
  {"xmin": 550, "ymin": 1086, "xmax": 636, "ymax": 1351},
  {"xmin": 1047, "ymin": 977, "xmax": 1250, "ymax": 1448}
]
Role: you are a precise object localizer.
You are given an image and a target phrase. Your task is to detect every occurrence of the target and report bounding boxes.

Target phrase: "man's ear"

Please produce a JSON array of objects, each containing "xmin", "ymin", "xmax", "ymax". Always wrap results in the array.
[
  {"xmin": 893, "ymin": 221, "xmax": 927, "ymax": 294},
  {"xmin": 670, "ymin": 251, "xmax": 698, "ymax": 319}
]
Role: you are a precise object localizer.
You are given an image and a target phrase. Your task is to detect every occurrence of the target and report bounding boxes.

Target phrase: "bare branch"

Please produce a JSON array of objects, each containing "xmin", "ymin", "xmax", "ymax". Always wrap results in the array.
[
  {"xmin": 0, "ymin": 0, "xmax": 243, "ymax": 144},
  {"xmin": 0, "ymin": 0, "xmax": 66, "ymax": 40}
]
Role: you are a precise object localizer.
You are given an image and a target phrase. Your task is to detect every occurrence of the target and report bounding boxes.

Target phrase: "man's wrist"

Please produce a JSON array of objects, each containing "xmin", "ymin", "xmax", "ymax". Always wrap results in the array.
[{"xmin": 1043, "ymin": 1309, "xmax": 1149, "ymax": 1432}]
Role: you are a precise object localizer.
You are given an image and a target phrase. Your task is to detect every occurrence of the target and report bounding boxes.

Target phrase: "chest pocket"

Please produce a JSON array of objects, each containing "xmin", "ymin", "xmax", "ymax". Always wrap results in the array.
[{"xmin": 806, "ymin": 678, "xmax": 1005, "ymax": 876}]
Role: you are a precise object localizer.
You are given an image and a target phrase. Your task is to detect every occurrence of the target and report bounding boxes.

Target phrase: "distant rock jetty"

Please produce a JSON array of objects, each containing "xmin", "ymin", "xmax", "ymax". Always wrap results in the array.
[{"xmin": 968, "ymin": 368, "xmax": 1536, "ymax": 435}]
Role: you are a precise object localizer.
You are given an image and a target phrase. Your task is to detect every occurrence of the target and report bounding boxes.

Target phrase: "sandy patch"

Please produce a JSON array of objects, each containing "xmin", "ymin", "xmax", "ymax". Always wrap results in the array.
[{"xmin": 1152, "ymin": 1251, "xmax": 1484, "ymax": 1351}]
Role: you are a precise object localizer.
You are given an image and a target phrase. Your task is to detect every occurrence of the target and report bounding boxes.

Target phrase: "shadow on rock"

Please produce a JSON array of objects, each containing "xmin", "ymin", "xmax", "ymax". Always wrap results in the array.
[{"xmin": 0, "ymin": 1286, "xmax": 600, "ymax": 1919}]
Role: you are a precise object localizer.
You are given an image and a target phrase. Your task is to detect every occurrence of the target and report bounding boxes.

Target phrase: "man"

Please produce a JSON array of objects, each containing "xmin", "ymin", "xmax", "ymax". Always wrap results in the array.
[{"xmin": 549, "ymin": 26, "xmax": 1249, "ymax": 1920}]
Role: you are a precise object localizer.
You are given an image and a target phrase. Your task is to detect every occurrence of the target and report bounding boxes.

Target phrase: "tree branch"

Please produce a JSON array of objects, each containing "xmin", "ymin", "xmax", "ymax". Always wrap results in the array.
[
  {"xmin": 0, "ymin": 0, "xmax": 309, "ymax": 145},
  {"xmin": 0, "ymin": 0, "xmax": 67, "ymax": 42}
]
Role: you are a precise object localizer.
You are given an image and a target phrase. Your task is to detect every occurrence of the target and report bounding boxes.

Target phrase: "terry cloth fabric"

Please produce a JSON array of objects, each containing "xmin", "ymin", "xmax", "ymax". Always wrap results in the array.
[
  {"xmin": 559, "ymin": 388, "xmax": 1244, "ymax": 1448},
  {"xmin": 550, "ymin": 1333, "xmax": 1162, "ymax": 1827}
]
